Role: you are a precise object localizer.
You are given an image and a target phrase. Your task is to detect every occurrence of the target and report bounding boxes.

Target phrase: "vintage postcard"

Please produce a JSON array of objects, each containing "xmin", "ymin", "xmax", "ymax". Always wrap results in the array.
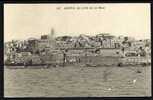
[{"xmin": 4, "ymin": 3, "xmax": 151, "ymax": 97}]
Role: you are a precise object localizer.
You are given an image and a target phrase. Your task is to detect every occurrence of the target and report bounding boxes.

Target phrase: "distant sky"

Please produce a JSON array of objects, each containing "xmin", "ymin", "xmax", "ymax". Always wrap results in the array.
[{"xmin": 4, "ymin": 3, "xmax": 151, "ymax": 42}]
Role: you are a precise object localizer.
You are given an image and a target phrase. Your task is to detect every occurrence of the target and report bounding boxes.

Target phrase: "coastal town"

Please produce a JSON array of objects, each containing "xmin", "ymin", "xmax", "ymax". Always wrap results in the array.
[
  {"xmin": 4, "ymin": 4, "xmax": 151, "ymax": 97},
  {"xmin": 4, "ymin": 29, "xmax": 151, "ymax": 68}
]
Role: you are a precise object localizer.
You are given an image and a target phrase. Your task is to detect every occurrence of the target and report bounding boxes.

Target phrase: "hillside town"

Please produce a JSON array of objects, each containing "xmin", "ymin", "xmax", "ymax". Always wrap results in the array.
[{"xmin": 4, "ymin": 29, "xmax": 151, "ymax": 67}]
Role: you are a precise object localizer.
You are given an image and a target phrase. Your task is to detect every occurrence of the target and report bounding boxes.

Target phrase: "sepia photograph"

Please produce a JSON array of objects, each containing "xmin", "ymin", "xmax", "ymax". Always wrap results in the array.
[{"xmin": 4, "ymin": 3, "xmax": 151, "ymax": 97}]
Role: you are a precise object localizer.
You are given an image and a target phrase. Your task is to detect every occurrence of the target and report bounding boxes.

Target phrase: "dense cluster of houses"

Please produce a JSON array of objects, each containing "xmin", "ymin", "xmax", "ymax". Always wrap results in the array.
[
  {"xmin": 4, "ymin": 32, "xmax": 151, "ymax": 66},
  {"xmin": 5, "ymin": 33, "xmax": 151, "ymax": 53}
]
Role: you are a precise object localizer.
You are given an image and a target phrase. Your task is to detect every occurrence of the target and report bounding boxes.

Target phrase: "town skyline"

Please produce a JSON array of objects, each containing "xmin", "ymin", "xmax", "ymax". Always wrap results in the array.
[{"xmin": 4, "ymin": 31, "xmax": 151, "ymax": 43}]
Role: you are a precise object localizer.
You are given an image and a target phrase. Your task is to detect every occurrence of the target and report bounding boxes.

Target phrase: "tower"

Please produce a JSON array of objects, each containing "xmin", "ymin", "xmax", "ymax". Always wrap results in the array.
[
  {"xmin": 49, "ymin": 28, "xmax": 56, "ymax": 49},
  {"xmin": 50, "ymin": 28, "xmax": 54, "ymax": 39}
]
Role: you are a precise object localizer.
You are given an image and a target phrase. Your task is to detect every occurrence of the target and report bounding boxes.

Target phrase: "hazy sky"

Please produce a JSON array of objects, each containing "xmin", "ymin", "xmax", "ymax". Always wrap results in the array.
[{"xmin": 4, "ymin": 3, "xmax": 151, "ymax": 42}]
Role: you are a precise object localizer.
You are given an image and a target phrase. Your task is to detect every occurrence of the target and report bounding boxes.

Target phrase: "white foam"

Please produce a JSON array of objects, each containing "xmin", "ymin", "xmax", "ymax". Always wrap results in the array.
[
  {"xmin": 108, "ymin": 88, "xmax": 112, "ymax": 91},
  {"xmin": 133, "ymin": 79, "xmax": 137, "ymax": 83}
]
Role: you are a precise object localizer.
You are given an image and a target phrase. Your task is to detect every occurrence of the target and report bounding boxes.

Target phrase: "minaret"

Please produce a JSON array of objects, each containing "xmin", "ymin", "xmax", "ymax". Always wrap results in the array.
[
  {"xmin": 49, "ymin": 28, "xmax": 55, "ymax": 49},
  {"xmin": 51, "ymin": 28, "xmax": 54, "ymax": 38}
]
